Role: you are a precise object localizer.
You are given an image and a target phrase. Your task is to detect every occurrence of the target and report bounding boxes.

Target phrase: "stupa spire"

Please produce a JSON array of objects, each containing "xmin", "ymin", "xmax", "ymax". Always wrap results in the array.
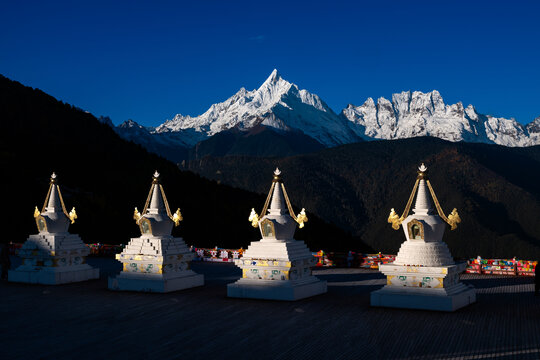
[
  {"xmin": 248, "ymin": 168, "xmax": 308, "ymax": 228},
  {"xmin": 37, "ymin": 172, "xmax": 77, "ymax": 224},
  {"xmin": 387, "ymin": 163, "xmax": 460, "ymax": 231},
  {"xmin": 133, "ymin": 171, "xmax": 183, "ymax": 230},
  {"xmin": 412, "ymin": 164, "xmax": 433, "ymax": 215},
  {"xmin": 45, "ymin": 173, "xmax": 62, "ymax": 212},
  {"xmin": 268, "ymin": 177, "xmax": 287, "ymax": 215},
  {"xmin": 148, "ymin": 171, "xmax": 166, "ymax": 214}
]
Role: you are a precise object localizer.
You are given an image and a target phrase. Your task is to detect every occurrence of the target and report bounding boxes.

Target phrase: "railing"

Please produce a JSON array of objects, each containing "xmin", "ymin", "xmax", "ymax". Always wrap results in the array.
[
  {"xmin": 466, "ymin": 258, "xmax": 537, "ymax": 276},
  {"xmin": 313, "ymin": 251, "xmax": 396, "ymax": 268},
  {"xmin": 6, "ymin": 243, "xmax": 537, "ymax": 276},
  {"xmin": 192, "ymin": 247, "xmax": 243, "ymax": 263},
  {"xmin": 87, "ymin": 243, "xmax": 124, "ymax": 257}
]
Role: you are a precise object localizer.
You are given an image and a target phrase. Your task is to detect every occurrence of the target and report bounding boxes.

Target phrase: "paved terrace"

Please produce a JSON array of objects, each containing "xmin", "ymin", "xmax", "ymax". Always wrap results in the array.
[{"xmin": 1, "ymin": 257, "xmax": 540, "ymax": 360}]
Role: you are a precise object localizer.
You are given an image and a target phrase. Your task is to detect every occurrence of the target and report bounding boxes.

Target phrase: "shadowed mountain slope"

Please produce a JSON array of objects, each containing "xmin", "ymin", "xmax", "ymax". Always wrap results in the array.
[
  {"xmin": 0, "ymin": 74, "xmax": 365, "ymax": 252},
  {"xmin": 187, "ymin": 138, "xmax": 540, "ymax": 259}
]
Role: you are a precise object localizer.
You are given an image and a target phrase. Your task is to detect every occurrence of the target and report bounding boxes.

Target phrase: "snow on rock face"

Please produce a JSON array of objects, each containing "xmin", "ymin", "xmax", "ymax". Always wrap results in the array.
[
  {"xmin": 113, "ymin": 70, "xmax": 539, "ymax": 150},
  {"xmin": 154, "ymin": 69, "xmax": 360, "ymax": 147},
  {"xmin": 526, "ymin": 117, "xmax": 540, "ymax": 145},
  {"xmin": 340, "ymin": 90, "xmax": 538, "ymax": 147}
]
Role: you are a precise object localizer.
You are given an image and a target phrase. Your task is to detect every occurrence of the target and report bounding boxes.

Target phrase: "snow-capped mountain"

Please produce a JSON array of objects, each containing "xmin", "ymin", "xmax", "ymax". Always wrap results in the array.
[
  {"xmin": 114, "ymin": 119, "xmax": 189, "ymax": 162},
  {"xmin": 341, "ymin": 90, "xmax": 537, "ymax": 147},
  {"xmin": 155, "ymin": 69, "xmax": 360, "ymax": 147},
  {"xmin": 110, "ymin": 70, "xmax": 540, "ymax": 163}
]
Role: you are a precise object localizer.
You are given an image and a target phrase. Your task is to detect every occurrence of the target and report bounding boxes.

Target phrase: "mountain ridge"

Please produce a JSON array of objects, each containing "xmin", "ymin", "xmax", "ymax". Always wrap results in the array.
[{"xmin": 110, "ymin": 70, "xmax": 539, "ymax": 162}]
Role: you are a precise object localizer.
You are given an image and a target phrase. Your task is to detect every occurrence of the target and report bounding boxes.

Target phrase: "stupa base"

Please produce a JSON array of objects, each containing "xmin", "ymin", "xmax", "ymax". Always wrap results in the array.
[
  {"xmin": 8, "ymin": 265, "xmax": 99, "ymax": 285},
  {"xmin": 108, "ymin": 272, "xmax": 204, "ymax": 293},
  {"xmin": 370, "ymin": 285, "xmax": 476, "ymax": 312},
  {"xmin": 227, "ymin": 278, "xmax": 327, "ymax": 301}
]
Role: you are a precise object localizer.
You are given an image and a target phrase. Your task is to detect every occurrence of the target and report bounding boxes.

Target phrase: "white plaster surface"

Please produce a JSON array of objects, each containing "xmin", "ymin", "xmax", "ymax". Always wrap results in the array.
[{"xmin": 10, "ymin": 227, "xmax": 99, "ymax": 284}]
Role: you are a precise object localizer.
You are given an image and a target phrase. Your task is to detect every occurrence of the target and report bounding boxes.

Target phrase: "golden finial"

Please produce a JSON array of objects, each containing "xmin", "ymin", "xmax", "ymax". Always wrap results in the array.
[
  {"xmin": 248, "ymin": 208, "xmax": 259, "ymax": 228},
  {"xmin": 273, "ymin": 167, "xmax": 282, "ymax": 182},
  {"xmin": 152, "ymin": 170, "xmax": 160, "ymax": 183},
  {"xmin": 50, "ymin": 172, "xmax": 57, "ymax": 183},
  {"xmin": 68, "ymin": 207, "xmax": 78, "ymax": 224},
  {"xmin": 34, "ymin": 206, "xmax": 40, "ymax": 218},
  {"xmin": 417, "ymin": 163, "xmax": 428, "ymax": 179},
  {"xmin": 172, "ymin": 208, "xmax": 183, "ymax": 226},
  {"xmin": 296, "ymin": 208, "xmax": 308, "ymax": 228}
]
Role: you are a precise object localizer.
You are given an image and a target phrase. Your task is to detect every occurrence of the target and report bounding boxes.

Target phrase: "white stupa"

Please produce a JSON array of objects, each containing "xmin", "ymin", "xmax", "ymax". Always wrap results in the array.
[
  {"xmin": 108, "ymin": 171, "xmax": 203, "ymax": 292},
  {"xmin": 371, "ymin": 164, "xmax": 476, "ymax": 311},
  {"xmin": 227, "ymin": 168, "xmax": 327, "ymax": 300},
  {"xmin": 9, "ymin": 173, "xmax": 99, "ymax": 284}
]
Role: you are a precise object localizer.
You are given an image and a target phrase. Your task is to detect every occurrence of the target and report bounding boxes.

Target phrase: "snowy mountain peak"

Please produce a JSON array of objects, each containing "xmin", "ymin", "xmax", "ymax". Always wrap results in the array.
[
  {"xmin": 119, "ymin": 119, "xmax": 144, "ymax": 129},
  {"xmin": 263, "ymin": 68, "xmax": 281, "ymax": 85},
  {"xmin": 341, "ymin": 90, "xmax": 537, "ymax": 147},
  {"xmin": 152, "ymin": 69, "xmax": 359, "ymax": 147},
  {"xmin": 527, "ymin": 116, "xmax": 540, "ymax": 133},
  {"xmin": 116, "ymin": 73, "xmax": 539, "ymax": 154}
]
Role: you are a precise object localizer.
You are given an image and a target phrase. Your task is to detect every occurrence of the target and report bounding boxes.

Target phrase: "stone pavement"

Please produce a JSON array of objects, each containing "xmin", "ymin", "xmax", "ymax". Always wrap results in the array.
[{"xmin": 1, "ymin": 257, "xmax": 539, "ymax": 360}]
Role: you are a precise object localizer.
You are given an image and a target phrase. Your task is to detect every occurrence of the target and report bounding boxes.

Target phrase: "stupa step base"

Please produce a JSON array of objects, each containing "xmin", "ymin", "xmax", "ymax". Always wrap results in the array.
[
  {"xmin": 8, "ymin": 267, "xmax": 99, "ymax": 285},
  {"xmin": 227, "ymin": 279, "xmax": 327, "ymax": 301},
  {"xmin": 370, "ymin": 286, "xmax": 476, "ymax": 312},
  {"xmin": 108, "ymin": 273, "xmax": 204, "ymax": 293}
]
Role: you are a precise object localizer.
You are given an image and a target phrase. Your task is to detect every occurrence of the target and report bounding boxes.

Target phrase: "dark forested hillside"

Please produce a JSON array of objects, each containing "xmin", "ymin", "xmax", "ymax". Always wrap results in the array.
[
  {"xmin": 189, "ymin": 124, "xmax": 325, "ymax": 159},
  {"xmin": 0, "ymin": 74, "xmax": 365, "ymax": 252},
  {"xmin": 187, "ymin": 138, "xmax": 540, "ymax": 259}
]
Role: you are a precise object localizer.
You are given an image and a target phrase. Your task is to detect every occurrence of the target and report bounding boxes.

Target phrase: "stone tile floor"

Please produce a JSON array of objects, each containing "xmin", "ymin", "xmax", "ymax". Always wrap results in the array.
[{"xmin": 1, "ymin": 257, "xmax": 539, "ymax": 360}]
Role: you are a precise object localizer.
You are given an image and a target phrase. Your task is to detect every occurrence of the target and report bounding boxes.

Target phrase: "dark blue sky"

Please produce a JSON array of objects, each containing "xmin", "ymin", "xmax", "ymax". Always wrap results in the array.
[{"xmin": 1, "ymin": 0, "xmax": 539, "ymax": 126}]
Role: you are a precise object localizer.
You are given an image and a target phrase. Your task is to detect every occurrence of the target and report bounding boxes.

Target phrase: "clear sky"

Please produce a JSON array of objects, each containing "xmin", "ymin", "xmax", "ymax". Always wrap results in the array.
[{"xmin": 1, "ymin": 0, "xmax": 539, "ymax": 127}]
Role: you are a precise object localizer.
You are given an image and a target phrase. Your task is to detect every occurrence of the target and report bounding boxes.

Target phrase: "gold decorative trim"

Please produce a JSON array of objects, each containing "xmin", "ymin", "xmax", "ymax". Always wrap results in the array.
[
  {"xmin": 68, "ymin": 207, "xmax": 77, "ymax": 224},
  {"xmin": 248, "ymin": 208, "xmax": 260, "ymax": 228},
  {"xmin": 388, "ymin": 178, "xmax": 420, "ymax": 230},
  {"xmin": 172, "ymin": 208, "xmax": 183, "ymax": 226},
  {"xmin": 133, "ymin": 207, "xmax": 141, "ymax": 222},
  {"xmin": 259, "ymin": 181, "xmax": 276, "ymax": 219},
  {"xmin": 426, "ymin": 180, "xmax": 461, "ymax": 230}
]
